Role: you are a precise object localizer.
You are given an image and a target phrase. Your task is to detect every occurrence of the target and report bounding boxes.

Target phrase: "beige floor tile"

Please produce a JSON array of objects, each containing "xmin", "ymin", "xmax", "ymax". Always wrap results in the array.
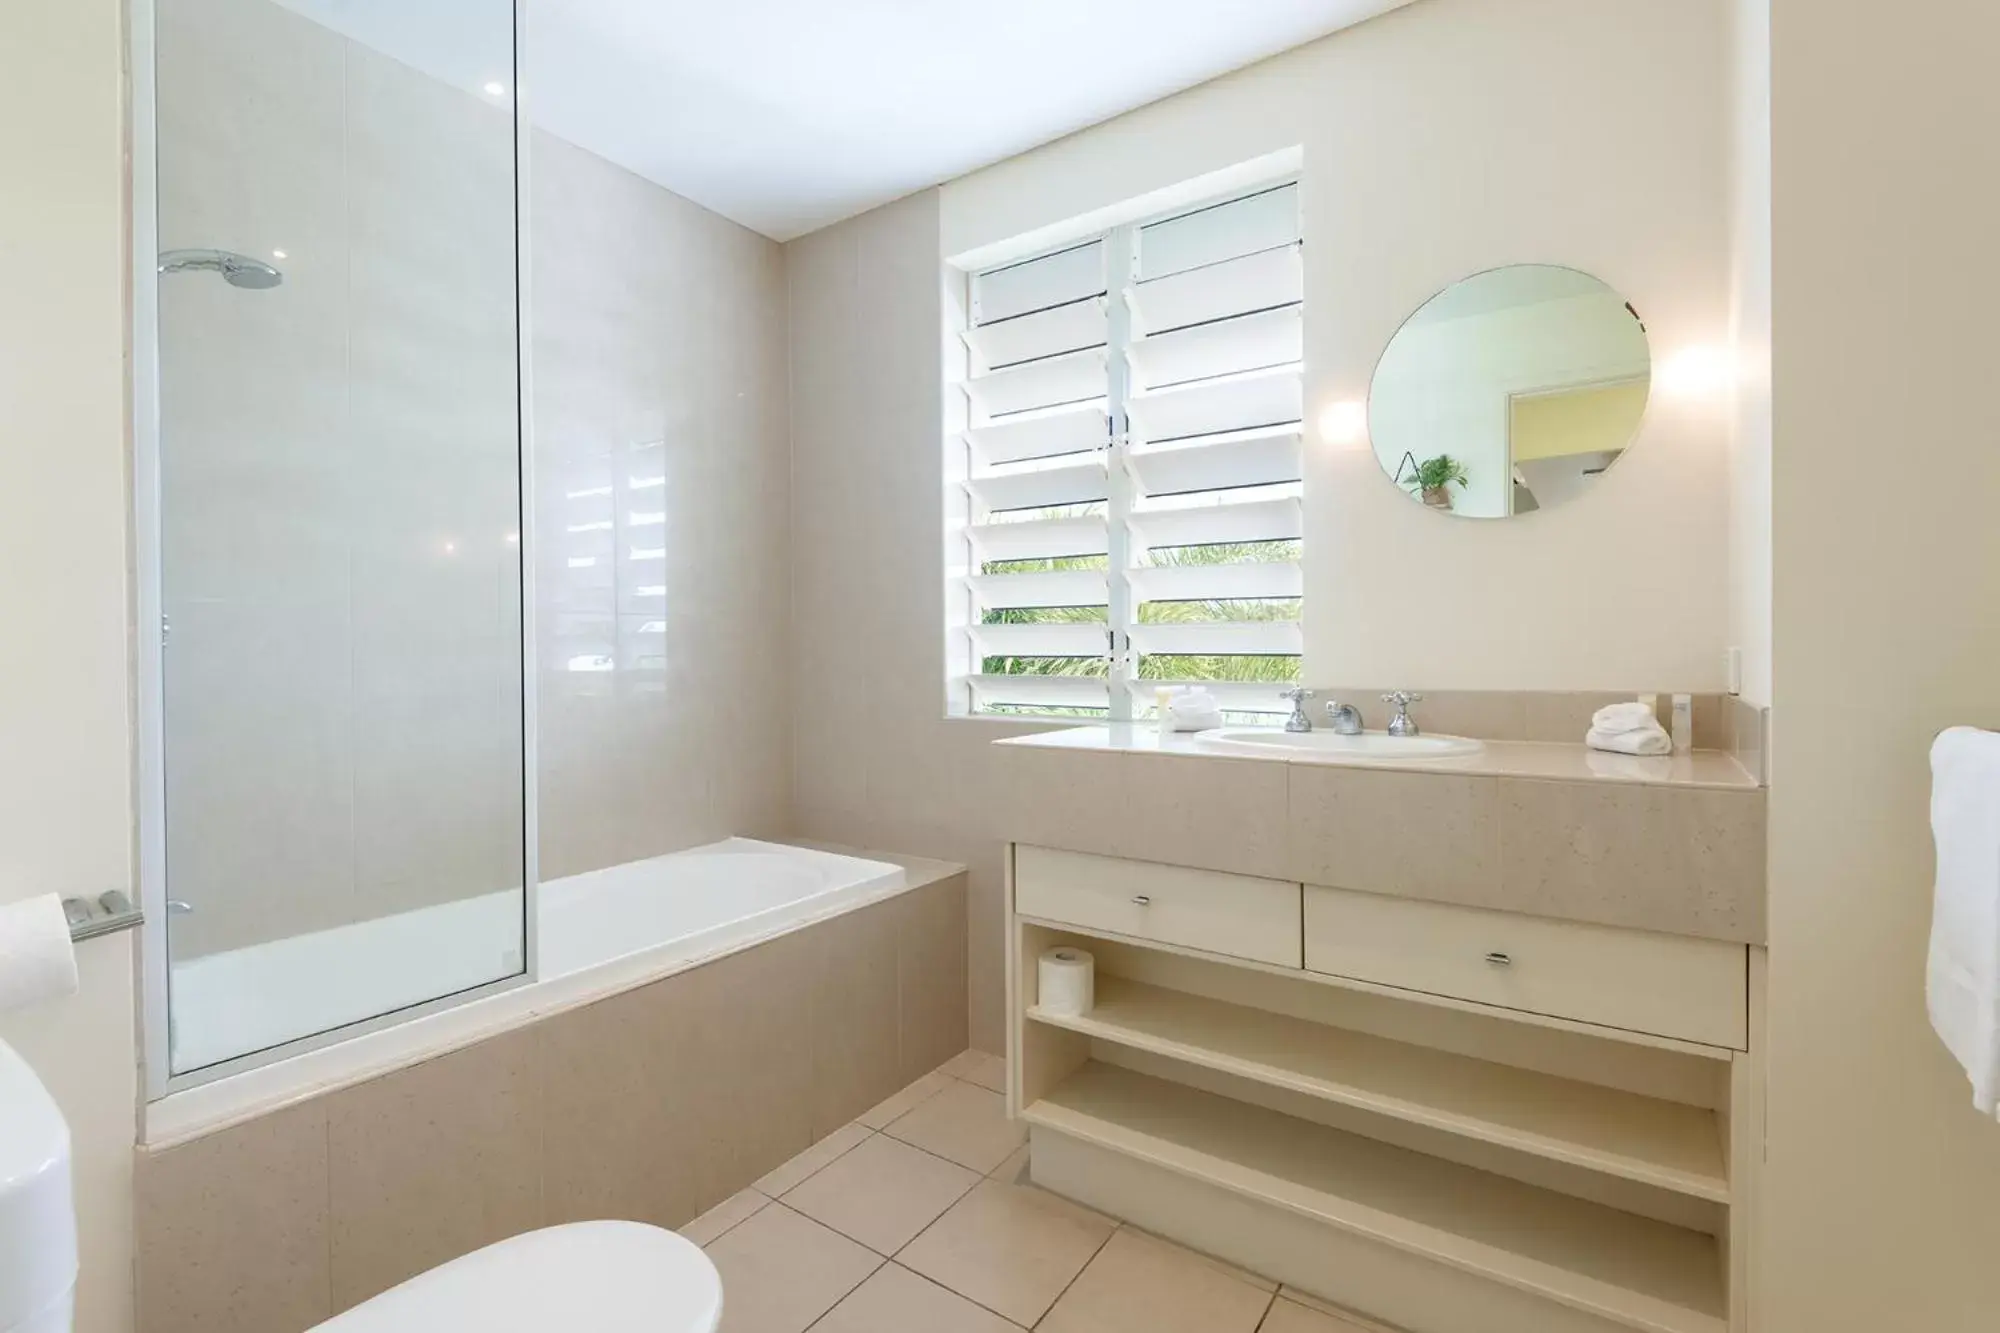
[
  {"xmin": 704, "ymin": 1203, "xmax": 882, "ymax": 1333},
  {"xmin": 680, "ymin": 1189, "xmax": 768, "ymax": 1247},
  {"xmin": 1039, "ymin": 1229, "xmax": 1274, "ymax": 1333},
  {"xmin": 752, "ymin": 1122, "xmax": 871, "ymax": 1197},
  {"xmin": 1260, "ymin": 1296, "xmax": 1388, "ymax": 1333},
  {"xmin": 940, "ymin": 1048, "xmax": 1006, "ymax": 1090},
  {"xmin": 883, "ymin": 1080, "xmax": 1024, "ymax": 1173},
  {"xmin": 897, "ymin": 1178, "xmax": 1115, "ymax": 1327},
  {"xmin": 858, "ymin": 1069, "xmax": 956, "ymax": 1130},
  {"xmin": 1120, "ymin": 1224, "xmax": 1276, "ymax": 1292},
  {"xmin": 780, "ymin": 1132, "xmax": 980, "ymax": 1255},
  {"xmin": 986, "ymin": 1144, "xmax": 1030, "ymax": 1183},
  {"xmin": 1273, "ymin": 1289, "xmax": 1402, "ymax": 1332},
  {"xmin": 811, "ymin": 1262, "xmax": 1025, "ymax": 1333}
]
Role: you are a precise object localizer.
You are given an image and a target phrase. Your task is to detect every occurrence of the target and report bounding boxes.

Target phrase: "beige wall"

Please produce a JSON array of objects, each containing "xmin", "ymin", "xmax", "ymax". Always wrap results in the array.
[
  {"xmin": 531, "ymin": 131, "xmax": 793, "ymax": 880},
  {"xmin": 1761, "ymin": 0, "xmax": 2000, "ymax": 1326},
  {"xmin": 0, "ymin": 1, "xmax": 139, "ymax": 1330},
  {"xmin": 791, "ymin": 0, "xmax": 1740, "ymax": 1050},
  {"xmin": 944, "ymin": 0, "xmax": 1735, "ymax": 693}
]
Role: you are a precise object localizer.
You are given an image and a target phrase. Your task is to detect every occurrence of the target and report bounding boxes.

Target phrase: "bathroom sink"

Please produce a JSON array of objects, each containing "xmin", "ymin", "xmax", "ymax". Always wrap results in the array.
[{"xmin": 1193, "ymin": 728, "xmax": 1484, "ymax": 762}]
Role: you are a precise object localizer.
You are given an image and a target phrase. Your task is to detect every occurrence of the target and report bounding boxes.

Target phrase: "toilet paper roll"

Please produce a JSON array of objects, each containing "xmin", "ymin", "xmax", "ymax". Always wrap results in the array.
[
  {"xmin": 0, "ymin": 895, "xmax": 80, "ymax": 1014},
  {"xmin": 1037, "ymin": 947, "xmax": 1095, "ymax": 1018}
]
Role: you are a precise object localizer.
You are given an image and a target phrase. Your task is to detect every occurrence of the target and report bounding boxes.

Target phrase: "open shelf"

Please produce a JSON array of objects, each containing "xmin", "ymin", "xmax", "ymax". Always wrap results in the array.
[
  {"xmin": 1028, "ymin": 977, "xmax": 1727, "ymax": 1202},
  {"xmin": 1025, "ymin": 1062, "xmax": 1726, "ymax": 1333}
]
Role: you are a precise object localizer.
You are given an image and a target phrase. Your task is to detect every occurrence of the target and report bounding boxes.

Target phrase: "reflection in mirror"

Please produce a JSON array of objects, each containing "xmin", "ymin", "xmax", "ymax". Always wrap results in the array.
[{"xmin": 1368, "ymin": 265, "xmax": 1650, "ymax": 518}]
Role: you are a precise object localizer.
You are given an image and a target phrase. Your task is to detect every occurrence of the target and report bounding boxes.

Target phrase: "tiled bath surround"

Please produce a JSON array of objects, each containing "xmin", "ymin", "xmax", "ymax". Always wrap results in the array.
[{"xmin": 133, "ymin": 861, "xmax": 966, "ymax": 1333}]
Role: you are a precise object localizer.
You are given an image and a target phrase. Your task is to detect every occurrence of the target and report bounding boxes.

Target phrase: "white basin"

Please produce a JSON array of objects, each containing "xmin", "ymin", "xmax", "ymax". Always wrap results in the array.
[{"xmin": 1193, "ymin": 728, "xmax": 1484, "ymax": 762}]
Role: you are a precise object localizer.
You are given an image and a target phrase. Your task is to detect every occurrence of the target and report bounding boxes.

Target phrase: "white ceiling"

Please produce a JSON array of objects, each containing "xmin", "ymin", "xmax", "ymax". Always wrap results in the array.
[{"xmin": 277, "ymin": 1, "xmax": 1414, "ymax": 241}]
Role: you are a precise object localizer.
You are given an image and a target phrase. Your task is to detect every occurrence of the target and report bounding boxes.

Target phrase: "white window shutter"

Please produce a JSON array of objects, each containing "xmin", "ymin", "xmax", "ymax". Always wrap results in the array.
[{"xmin": 948, "ymin": 181, "xmax": 1302, "ymax": 720}]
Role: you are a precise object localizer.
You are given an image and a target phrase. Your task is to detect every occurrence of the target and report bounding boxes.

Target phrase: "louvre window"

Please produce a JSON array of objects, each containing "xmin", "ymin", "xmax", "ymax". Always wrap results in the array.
[{"xmin": 947, "ymin": 182, "xmax": 1304, "ymax": 720}]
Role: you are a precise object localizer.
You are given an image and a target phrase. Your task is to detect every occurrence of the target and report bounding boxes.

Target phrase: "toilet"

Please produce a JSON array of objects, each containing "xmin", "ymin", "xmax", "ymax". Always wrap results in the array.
[
  {"xmin": 0, "ymin": 1040, "xmax": 76, "ymax": 1333},
  {"xmin": 309, "ymin": 1221, "xmax": 723, "ymax": 1333}
]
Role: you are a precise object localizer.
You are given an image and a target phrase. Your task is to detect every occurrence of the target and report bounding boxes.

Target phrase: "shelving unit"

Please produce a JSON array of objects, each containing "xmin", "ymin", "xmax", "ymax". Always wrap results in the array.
[
  {"xmin": 1027, "ymin": 975, "xmax": 1729, "ymax": 1201},
  {"xmin": 1025, "ymin": 1062, "xmax": 1727, "ymax": 1333},
  {"xmin": 1006, "ymin": 844, "xmax": 1765, "ymax": 1333}
]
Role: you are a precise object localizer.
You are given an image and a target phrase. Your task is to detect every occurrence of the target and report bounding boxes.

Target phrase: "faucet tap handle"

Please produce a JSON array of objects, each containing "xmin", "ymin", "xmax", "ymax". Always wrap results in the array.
[
  {"xmin": 1280, "ymin": 687, "xmax": 1315, "ymax": 733},
  {"xmin": 1381, "ymin": 691, "xmax": 1424, "ymax": 737}
]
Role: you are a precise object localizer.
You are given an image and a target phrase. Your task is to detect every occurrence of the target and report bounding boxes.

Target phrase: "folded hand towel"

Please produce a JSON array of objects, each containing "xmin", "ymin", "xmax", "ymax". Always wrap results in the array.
[
  {"xmin": 1927, "ymin": 727, "xmax": 2000, "ymax": 1119},
  {"xmin": 1168, "ymin": 689, "xmax": 1223, "ymax": 732},
  {"xmin": 1586, "ymin": 724, "xmax": 1672, "ymax": 756},
  {"xmin": 1591, "ymin": 701, "xmax": 1663, "ymax": 735}
]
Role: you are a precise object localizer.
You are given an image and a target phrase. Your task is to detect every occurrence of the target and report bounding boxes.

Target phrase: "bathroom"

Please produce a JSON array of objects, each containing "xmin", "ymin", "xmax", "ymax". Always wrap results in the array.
[{"xmin": 3, "ymin": 0, "xmax": 2000, "ymax": 1330}]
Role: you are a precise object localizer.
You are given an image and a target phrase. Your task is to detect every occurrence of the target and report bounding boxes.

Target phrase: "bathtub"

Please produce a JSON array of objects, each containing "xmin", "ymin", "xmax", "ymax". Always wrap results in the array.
[{"xmin": 153, "ymin": 838, "xmax": 907, "ymax": 1144}]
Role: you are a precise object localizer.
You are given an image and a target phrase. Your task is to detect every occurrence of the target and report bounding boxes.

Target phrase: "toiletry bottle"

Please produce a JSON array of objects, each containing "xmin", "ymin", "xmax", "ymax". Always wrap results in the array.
[
  {"xmin": 1671, "ymin": 693, "xmax": 1693, "ymax": 753},
  {"xmin": 1155, "ymin": 687, "xmax": 1174, "ymax": 741}
]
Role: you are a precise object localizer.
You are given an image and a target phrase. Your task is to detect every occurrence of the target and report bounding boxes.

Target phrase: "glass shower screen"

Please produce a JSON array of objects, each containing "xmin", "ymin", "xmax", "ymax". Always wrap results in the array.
[{"xmin": 152, "ymin": 0, "xmax": 527, "ymax": 1075}]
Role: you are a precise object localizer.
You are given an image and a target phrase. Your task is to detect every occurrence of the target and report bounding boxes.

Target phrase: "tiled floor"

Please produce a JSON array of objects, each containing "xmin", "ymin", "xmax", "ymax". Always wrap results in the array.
[{"xmin": 682, "ymin": 1051, "xmax": 1386, "ymax": 1333}]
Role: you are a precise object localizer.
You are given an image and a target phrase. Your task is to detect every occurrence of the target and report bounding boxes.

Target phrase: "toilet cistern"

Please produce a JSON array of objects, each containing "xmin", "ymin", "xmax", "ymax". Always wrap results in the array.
[{"xmin": 0, "ymin": 1039, "xmax": 76, "ymax": 1333}]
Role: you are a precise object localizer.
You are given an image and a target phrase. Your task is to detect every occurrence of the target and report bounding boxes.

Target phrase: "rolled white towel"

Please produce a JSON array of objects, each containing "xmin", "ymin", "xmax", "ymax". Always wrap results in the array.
[
  {"xmin": 1586, "ymin": 724, "xmax": 1672, "ymax": 756},
  {"xmin": 1591, "ymin": 701, "xmax": 1662, "ymax": 735}
]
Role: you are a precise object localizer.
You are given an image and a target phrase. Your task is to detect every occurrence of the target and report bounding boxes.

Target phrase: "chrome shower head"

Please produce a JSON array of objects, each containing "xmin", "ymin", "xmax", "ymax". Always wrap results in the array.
[{"xmin": 158, "ymin": 248, "xmax": 284, "ymax": 289}]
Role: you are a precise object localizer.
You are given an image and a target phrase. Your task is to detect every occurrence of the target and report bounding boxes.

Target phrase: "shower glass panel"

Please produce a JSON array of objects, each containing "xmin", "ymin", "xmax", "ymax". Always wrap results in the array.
[{"xmin": 153, "ymin": 0, "xmax": 526, "ymax": 1075}]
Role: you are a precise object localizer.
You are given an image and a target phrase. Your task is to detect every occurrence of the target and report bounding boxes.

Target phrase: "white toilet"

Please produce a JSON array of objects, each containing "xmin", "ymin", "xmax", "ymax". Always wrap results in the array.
[
  {"xmin": 0, "ymin": 1039, "xmax": 76, "ymax": 1333},
  {"xmin": 309, "ymin": 1221, "xmax": 723, "ymax": 1333}
]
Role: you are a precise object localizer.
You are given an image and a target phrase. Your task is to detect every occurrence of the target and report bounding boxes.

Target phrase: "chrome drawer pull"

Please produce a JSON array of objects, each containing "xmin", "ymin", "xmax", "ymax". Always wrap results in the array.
[
  {"xmin": 1483, "ymin": 951, "xmax": 1513, "ymax": 968},
  {"xmin": 1131, "ymin": 895, "xmax": 1152, "ymax": 906}
]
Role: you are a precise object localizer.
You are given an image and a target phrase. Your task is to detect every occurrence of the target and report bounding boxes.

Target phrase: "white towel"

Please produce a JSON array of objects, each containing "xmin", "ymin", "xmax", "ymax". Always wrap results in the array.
[
  {"xmin": 1167, "ymin": 688, "xmax": 1223, "ymax": 733},
  {"xmin": 1591, "ymin": 701, "xmax": 1662, "ymax": 735},
  {"xmin": 1927, "ymin": 726, "xmax": 2000, "ymax": 1119},
  {"xmin": 1586, "ymin": 724, "xmax": 1672, "ymax": 756}
]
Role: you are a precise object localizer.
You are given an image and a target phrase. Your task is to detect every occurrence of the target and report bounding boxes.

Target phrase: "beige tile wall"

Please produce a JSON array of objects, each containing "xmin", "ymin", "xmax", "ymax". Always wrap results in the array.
[
  {"xmin": 156, "ymin": 0, "xmax": 794, "ymax": 960},
  {"xmin": 134, "ymin": 873, "xmax": 966, "ymax": 1333}
]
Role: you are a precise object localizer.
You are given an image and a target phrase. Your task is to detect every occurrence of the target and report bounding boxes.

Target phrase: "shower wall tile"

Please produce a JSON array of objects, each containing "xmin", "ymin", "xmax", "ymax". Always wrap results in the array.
[
  {"xmin": 530, "ymin": 132, "xmax": 793, "ymax": 883},
  {"xmin": 898, "ymin": 872, "xmax": 972, "ymax": 1085},
  {"xmin": 540, "ymin": 969, "xmax": 709, "ymax": 1233},
  {"xmin": 157, "ymin": 0, "xmax": 358, "ymax": 961},
  {"xmin": 136, "ymin": 1099, "xmax": 332, "ymax": 1333},
  {"xmin": 157, "ymin": 0, "xmax": 790, "ymax": 968},
  {"xmin": 810, "ymin": 896, "xmax": 908, "ymax": 1137},
  {"xmin": 325, "ymin": 1027, "xmax": 545, "ymax": 1308}
]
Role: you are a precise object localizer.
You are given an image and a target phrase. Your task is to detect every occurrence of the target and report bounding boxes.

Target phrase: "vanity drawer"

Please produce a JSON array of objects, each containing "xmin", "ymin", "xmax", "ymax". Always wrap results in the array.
[
  {"xmin": 1014, "ymin": 846, "xmax": 1302, "ymax": 968},
  {"xmin": 1302, "ymin": 885, "xmax": 1747, "ymax": 1048}
]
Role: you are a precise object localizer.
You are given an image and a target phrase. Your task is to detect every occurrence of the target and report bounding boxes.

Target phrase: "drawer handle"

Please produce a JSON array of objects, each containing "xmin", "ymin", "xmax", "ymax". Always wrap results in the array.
[
  {"xmin": 1483, "ymin": 951, "xmax": 1513, "ymax": 968},
  {"xmin": 1131, "ymin": 895, "xmax": 1152, "ymax": 906}
]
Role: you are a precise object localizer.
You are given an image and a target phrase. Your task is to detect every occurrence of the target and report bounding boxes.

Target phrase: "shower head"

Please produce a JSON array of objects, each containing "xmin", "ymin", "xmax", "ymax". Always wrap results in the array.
[{"xmin": 158, "ymin": 248, "xmax": 284, "ymax": 289}]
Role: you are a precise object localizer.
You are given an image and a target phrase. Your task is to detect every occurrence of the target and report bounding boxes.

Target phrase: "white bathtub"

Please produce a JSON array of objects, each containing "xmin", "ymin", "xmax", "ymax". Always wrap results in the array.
[{"xmin": 153, "ymin": 838, "xmax": 906, "ymax": 1145}]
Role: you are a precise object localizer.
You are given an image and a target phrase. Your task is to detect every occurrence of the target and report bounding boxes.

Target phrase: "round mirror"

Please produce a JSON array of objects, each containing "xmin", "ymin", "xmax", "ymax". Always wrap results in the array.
[{"xmin": 1367, "ymin": 265, "xmax": 1650, "ymax": 518}]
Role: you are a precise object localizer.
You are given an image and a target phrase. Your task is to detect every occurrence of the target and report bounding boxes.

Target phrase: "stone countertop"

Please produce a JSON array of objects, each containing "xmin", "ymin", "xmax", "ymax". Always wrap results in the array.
[{"xmin": 994, "ymin": 725, "xmax": 1761, "ymax": 792}]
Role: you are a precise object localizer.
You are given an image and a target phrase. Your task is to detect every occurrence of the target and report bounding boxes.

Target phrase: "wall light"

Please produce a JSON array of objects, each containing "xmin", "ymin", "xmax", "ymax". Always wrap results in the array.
[
  {"xmin": 1655, "ymin": 345, "xmax": 1738, "ymax": 398},
  {"xmin": 482, "ymin": 81, "xmax": 509, "ymax": 98},
  {"xmin": 271, "ymin": 249, "xmax": 288, "ymax": 261},
  {"xmin": 1317, "ymin": 399, "xmax": 1368, "ymax": 448}
]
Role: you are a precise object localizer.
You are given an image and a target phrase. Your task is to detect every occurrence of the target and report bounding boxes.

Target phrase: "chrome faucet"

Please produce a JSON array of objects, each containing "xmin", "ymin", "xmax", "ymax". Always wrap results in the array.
[
  {"xmin": 1382, "ymin": 691, "xmax": 1424, "ymax": 737},
  {"xmin": 1279, "ymin": 687, "xmax": 1316, "ymax": 732},
  {"xmin": 1324, "ymin": 700, "xmax": 1363, "ymax": 735}
]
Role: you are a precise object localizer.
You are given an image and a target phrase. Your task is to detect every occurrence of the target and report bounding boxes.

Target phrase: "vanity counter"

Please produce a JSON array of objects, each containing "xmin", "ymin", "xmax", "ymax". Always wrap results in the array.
[
  {"xmin": 990, "ymin": 723, "xmax": 1767, "ymax": 946},
  {"xmin": 996, "ymin": 725, "xmax": 1761, "ymax": 791}
]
